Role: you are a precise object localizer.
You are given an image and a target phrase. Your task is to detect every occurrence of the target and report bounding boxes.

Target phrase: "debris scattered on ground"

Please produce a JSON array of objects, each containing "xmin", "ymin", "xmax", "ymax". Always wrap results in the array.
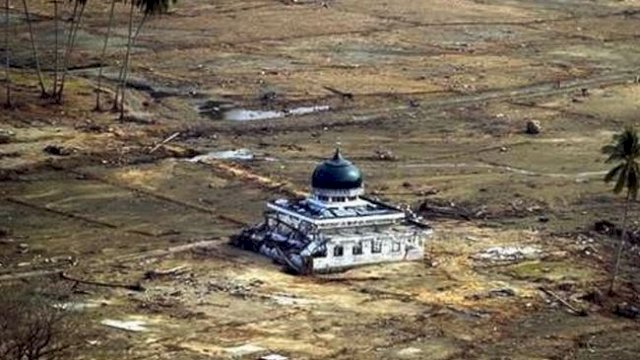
[
  {"xmin": 594, "ymin": 220, "xmax": 640, "ymax": 245},
  {"xmin": 323, "ymin": 86, "xmax": 353, "ymax": 100},
  {"xmin": 223, "ymin": 343, "xmax": 266, "ymax": 357},
  {"xmin": 55, "ymin": 300, "xmax": 110, "ymax": 311},
  {"xmin": 489, "ymin": 288, "xmax": 517, "ymax": 297},
  {"xmin": 525, "ymin": 119, "xmax": 542, "ymax": 135},
  {"xmin": 120, "ymin": 112, "xmax": 156, "ymax": 125},
  {"xmin": 579, "ymin": 289, "xmax": 603, "ymax": 306},
  {"xmin": 149, "ymin": 132, "xmax": 180, "ymax": 154},
  {"xmin": 144, "ymin": 265, "xmax": 189, "ymax": 280},
  {"xmin": 0, "ymin": 129, "xmax": 15, "ymax": 143},
  {"xmin": 207, "ymin": 278, "xmax": 263, "ymax": 298},
  {"xmin": 614, "ymin": 302, "xmax": 640, "ymax": 319},
  {"xmin": 396, "ymin": 347, "xmax": 422, "ymax": 357},
  {"xmin": 43, "ymin": 144, "xmax": 76, "ymax": 156},
  {"xmin": 472, "ymin": 246, "xmax": 541, "ymax": 263},
  {"xmin": 189, "ymin": 149, "xmax": 255, "ymax": 162},
  {"xmin": 467, "ymin": 288, "xmax": 516, "ymax": 300},
  {"xmin": 260, "ymin": 354, "xmax": 289, "ymax": 360},
  {"xmin": 17, "ymin": 243, "xmax": 29, "ymax": 253},
  {"xmin": 418, "ymin": 201, "xmax": 474, "ymax": 220},
  {"xmin": 539, "ymin": 287, "xmax": 588, "ymax": 316},
  {"xmin": 60, "ymin": 272, "xmax": 145, "ymax": 292},
  {"xmin": 269, "ymin": 294, "xmax": 319, "ymax": 306},
  {"xmin": 101, "ymin": 319, "xmax": 149, "ymax": 332},
  {"xmin": 373, "ymin": 148, "xmax": 397, "ymax": 161}
]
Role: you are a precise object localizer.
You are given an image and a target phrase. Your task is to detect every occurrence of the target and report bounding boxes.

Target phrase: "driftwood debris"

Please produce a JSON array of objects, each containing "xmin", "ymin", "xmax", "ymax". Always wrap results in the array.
[
  {"xmin": 0, "ymin": 269, "xmax": 64, "ymax": 282},
  {"xmin": 314, "ymin": 275, "xmax": 388, "ymax": 283},
  {"xmin": 144, "ymin": 265, "xmax": 189, "ymax": 280},
  {"xmin": 149, "ymin": 132, "xmax": 180, "ymax": 154},
  {"xmin": 115, "ymin": 239, "xmax": 221, "ymax": 263},
  {"xmin": 323, "ymin": 86, "xmax": 354, "ymax": 100},
  {"xmin": 60, "ymin": 272, "xmax": 146, "ymax": 292},
  {"xmin": 539, "ymin": 287, "xmax": 588, "ymax": 316},
  {"xmin": 419, "ymin": 203, "xmax": 472, "ymax": 220}
]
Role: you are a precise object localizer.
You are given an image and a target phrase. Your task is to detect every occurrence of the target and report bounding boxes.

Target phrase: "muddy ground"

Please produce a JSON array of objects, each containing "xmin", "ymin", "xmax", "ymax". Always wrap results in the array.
[{"xmin": 2, "ymin": 0, "xmax": 640, "ymax": 359}]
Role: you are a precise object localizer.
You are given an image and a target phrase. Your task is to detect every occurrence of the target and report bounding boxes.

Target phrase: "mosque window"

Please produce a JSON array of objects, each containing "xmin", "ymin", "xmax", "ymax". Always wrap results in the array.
[
  {"xmin": 353, "ymin": 242, "xmax": 363, "ymax": 255},
  {"xmin": 333, "ymin": 245, "xmax": 344, "ymax": 257},
  {"xmin": 313, "ymin": 247, "xmax": 327, "ymax": 258},
  {"xmin": 371, "ymin": 240, "xmax": 382, "ymax": 253}
]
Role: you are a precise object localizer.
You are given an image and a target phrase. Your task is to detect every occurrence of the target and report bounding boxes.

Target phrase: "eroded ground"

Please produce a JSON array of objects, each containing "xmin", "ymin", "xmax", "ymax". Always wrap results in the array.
[{"xmin": 2, "ymin": 0, "xmax": 640, "ymax": 359}]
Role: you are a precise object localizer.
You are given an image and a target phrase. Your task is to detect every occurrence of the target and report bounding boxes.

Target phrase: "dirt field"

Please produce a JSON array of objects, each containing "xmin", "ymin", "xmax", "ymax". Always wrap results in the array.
[{"xmin": 2, "ymin": 0, "xmax": 640, "ymax": 359}]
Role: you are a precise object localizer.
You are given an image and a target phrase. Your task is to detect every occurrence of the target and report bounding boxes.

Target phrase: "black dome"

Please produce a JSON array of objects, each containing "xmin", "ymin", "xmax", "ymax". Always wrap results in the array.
[{"xmin": 311, "ymin": 149, "xmax": 363, "ymax": 190}]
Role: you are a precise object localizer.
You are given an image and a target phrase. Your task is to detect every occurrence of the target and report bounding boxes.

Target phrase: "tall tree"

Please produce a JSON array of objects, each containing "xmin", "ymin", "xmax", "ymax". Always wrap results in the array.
[
  {"xmin": 117, "ymin": 0, "xmax": 175, "ymax": 119},
  {"xmin": 602, "ymin": 126, "xmax": 640, "ymax": 294},
  {"xmin": 56, "ymin": 0, "xmax": 88, "ymax": 103},
  {"xmin": 95, "ymin": 0, "xmax": 117, "ymax": 111},
  {"xmin": 3, "ymin": 0, "xmax": 10, "ymax": 107},
  {"xmin": 22, "ymin": 0, "xmax": 48, "ymax": 96},
  {"xmin": 52, "ymin": 0, "xmax": 60, "ymax": 96}
]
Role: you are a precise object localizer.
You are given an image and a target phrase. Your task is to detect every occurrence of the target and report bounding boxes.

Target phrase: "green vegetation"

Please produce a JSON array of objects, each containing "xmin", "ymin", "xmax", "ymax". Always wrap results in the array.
[{"xmin": 603, "ymin": 126, "xmax": 640, "ymax": 294}]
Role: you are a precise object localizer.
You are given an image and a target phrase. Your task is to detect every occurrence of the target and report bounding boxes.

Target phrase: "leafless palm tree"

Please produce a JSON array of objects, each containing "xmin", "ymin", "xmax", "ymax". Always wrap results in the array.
[
  {"xmin": 95, "ymin": 0, "xmax": 117, "ymax": 110},
  {"xmin": 57, "ymin": 0, "xmax": 89, "ymax": 103},
  {"xmin": 22, "ymin": 0, "xmax": 48, "ymax": 96}
]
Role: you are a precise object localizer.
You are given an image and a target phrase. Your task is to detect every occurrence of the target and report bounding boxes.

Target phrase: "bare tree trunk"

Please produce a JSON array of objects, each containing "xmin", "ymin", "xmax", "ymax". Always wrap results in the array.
[
  {"xmin": 95, "ymin": 0, "xmax": 116, "ymax": 111},
  {"xmin": 113, "ymin": 1, "xmax": 135, "ymax": 112},
  {"xmin": 609, "ymin": 190, "xmax": 632, "ymax": 294},
  {"xmin": 118, "ymin": 9, "xmax": 147, "ymax": 120},
  {"xmin": 22, "ymin": 0, "xmax": 47, "ymax": 96},
  {"xmin": 57, "ymin": 0, "xmax": 86, "ymax": 103},
  {"xmin": 52, "ymin": 0, "xmax": 59, "ymax": 97},
  {"xmin": 3, "ymin": 0, "xmax": 10, "ymax": 107}
]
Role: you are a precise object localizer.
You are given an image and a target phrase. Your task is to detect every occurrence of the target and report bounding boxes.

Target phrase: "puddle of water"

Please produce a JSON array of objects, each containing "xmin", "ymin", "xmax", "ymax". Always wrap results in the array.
[
  {"xmin": 101, "ymin": 319, "xmax": 149, "ymax": 332},
  {"xmin": 55, "ymin": 299, "xmax": 111, "ymax": 311},
  {"xmin": 198, "ymin": 101, "xmax": 330, "ymax": 121},
  {"xmin": 188, "ymin": 149, "xmax": 255, "ymax": 162}
]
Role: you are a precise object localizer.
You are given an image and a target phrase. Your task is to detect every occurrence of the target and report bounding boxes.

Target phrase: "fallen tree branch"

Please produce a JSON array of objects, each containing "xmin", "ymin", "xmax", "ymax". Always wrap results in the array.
[
  {"xmin": 539, "ymin": 287, "xmax": 588, "ymax": 316},
  {"xmin": 144, "ymin": 265, "xmax": 189, "ymax": 279},
  {"xmin": 60, "ymin": 272, "xmax": 145, "ymax": 292},
  {"xmin": 0, "ymin": 269, "xmax": 63, "ymax": 282},
  {"xmin": 149, "ymin": 132, "xmax": 180, "ymax": 154},
  {"xmin": 323, "ymin": 86, "xmax": 354, "ymax": 100}
]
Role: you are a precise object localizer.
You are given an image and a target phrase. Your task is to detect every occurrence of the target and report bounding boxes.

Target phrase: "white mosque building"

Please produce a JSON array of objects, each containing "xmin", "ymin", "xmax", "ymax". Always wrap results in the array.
[{"xmin": 232, "ymin": 149, "xmax": 432, "ymax": 274}]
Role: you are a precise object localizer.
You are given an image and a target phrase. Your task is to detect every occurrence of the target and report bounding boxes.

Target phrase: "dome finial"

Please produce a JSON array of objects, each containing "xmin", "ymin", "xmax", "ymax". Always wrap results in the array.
[
  {"xmin": 332, "ymin": 146, "xmax": 342, "ymax": 161},
  {"xmin": 332, "ymin": 141, "xmax": 343, "ymax": 161}
]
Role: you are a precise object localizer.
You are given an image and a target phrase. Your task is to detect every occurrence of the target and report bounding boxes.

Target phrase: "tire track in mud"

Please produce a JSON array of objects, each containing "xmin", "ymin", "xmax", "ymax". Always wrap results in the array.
[
  {"xmin": 194, "ymin": 68, "xmax": 640, "ymax": 135},
  {"xmin": 4, "ymin": 196, "xmax": 157, "ymax": 237},
  {"xmin": 267, "ymin": 155, "xmax": 606, "ymax": 180},
  {"xmin": 208, "ymin": 8, "xmax": 640, "ymax": 47},
  {"xmin": 64, "ymin": 169, "xmax": 250, "ymax": 227},
  {"xmin": 333, "ymin": 7, "xmax": 640, "ymax": 31},
  {"xmin": 398, "ymin": 162, "xmax": 607, "ymax": 180},
  {"xmin": 406, "ymin": 69, "xmax": 638, "ymax": 111}
]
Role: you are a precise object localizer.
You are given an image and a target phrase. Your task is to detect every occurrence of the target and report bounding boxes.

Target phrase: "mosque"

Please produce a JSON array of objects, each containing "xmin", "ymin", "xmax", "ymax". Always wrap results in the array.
[{"xmin": 232, "ymin": 149, "xmax": 433, "ymax": 274}]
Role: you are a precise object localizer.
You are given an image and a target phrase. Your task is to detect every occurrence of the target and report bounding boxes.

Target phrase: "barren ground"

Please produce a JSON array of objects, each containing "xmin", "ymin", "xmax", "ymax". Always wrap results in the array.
[{"xmin": 2, "ymin": 0, "xmax": 640, "ymax": 359}]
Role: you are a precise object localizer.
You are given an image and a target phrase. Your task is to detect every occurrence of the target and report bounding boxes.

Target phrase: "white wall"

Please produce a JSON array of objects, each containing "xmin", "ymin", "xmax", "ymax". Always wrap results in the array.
[{"xmin": 311, "ymin": 233, "xmax": 425, "ymax": 272}]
